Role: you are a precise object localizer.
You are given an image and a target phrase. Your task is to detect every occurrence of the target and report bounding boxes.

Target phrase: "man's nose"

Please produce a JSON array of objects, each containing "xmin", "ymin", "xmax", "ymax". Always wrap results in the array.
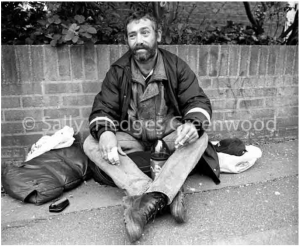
[{"xmin": 136, "ymin": 33, "xmax": 143, "ymax": 45}]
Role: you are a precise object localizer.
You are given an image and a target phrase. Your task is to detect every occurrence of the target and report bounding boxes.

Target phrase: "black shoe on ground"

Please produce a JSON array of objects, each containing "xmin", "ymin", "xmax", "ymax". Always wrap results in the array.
[
  {"xmin": 170, "ymin": 187, "xmax": 187, "ymax": 223},
  {"xmin": 123, "ymin": 192, "xmax": 167, "ymax": 243}
]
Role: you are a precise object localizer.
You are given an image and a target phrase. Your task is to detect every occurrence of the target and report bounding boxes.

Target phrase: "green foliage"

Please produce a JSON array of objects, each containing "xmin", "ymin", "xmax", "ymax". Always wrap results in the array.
[
  {"xmin": 1, "ymin": 2, "xmax": 46, "ymax": 44},
  {"xmin": 122, "ymin": 2, "xmax": 294, "ymax": 45},
  {"xmin": 37, "ymin": 14, "xmax": 99, "ymax": 46},
  {"xmin": 180, "ymin": 21, "xmax": 273, "ymax": 45},
  {"xmin": 25, "ymin": 2, "xmax": 125, "ymax": 46},
  {"xmin": 156, "ymin": 2, "xmax": 297, "ymax": 45},
  {"xmin": 1, "ymin": 2, "xmax": 297, "ymax": 46}
]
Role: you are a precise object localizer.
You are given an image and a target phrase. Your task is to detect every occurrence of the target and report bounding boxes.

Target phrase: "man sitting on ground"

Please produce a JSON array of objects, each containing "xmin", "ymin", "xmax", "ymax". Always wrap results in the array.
[{"xmin": 83, "ymin": 11, "xmax": 220, "ymax": 242}]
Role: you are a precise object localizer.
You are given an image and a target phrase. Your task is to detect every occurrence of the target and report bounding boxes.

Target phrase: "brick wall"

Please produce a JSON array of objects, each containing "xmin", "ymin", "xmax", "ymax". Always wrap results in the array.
[{"xmin": 1, "ymin": 44, "xmax": 298, "ymax": 165}]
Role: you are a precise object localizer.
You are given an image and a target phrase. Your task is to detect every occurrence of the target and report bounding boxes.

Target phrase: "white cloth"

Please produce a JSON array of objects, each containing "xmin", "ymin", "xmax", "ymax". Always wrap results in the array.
[
  {"xmin": 212, "ymin": 141, "xmax": 262, "ymax": 173},
  {"xmin": 25, "ymin": 126, "xmax": 75, "ymax": 162}
]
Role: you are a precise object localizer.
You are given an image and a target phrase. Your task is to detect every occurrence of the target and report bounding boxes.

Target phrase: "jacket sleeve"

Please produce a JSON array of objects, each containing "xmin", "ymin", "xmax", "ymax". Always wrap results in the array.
[
  {"xmin": 176, "ymin": 58, "xmax": 212, "ymax": 131},
  {"xmin": 88, "ymin": 67, "xmax": 121, "ymax": 141}
]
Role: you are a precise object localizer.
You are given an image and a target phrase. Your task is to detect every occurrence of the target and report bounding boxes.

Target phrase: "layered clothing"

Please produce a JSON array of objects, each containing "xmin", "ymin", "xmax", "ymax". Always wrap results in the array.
[{"xmin": 88, "ymin": 48, "xmax": 220, "ymax": 185}]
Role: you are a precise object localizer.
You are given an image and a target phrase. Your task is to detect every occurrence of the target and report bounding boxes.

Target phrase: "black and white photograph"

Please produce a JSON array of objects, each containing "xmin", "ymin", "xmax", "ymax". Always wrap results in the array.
[{"xmin": 1, "ymin": 1, "xmax": 298, "ymax": 244}]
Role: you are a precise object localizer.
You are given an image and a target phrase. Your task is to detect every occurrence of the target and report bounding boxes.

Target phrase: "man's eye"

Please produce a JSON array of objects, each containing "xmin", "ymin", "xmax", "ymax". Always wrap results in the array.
[
  {"xmin": 129, "ymin": 34, "xmax": 136, "ymax": 38},
  {"xmin": 141, "ymin": 31, "xmax": 149, "ymax": 35}
]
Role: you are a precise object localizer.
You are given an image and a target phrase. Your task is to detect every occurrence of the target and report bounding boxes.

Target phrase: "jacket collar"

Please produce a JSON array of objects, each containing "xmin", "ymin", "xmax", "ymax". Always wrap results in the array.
[
  {"xmin": 115, "ymin": 47, "xmax": 181, "ymax": 122},
  {"xmin": 111, "ymin": 49, "xmax": 131, "ymax": 68}
]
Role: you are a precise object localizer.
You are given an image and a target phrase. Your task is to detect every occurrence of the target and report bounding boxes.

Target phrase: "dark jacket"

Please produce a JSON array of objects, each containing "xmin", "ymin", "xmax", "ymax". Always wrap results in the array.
[{"xmin": 89, "ymin": 48, "xmax": 220, "ymax": 184}]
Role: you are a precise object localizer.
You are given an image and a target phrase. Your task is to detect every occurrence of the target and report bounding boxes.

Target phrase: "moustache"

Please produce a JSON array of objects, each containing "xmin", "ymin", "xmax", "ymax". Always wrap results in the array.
[{"xmin": 134, "ymin": 45, "xmax": 150, "ymax": 52}]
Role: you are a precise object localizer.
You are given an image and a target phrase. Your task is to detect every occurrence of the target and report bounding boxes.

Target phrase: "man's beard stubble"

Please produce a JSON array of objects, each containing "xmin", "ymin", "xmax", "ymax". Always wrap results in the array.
[{"xmin": 130, "ymin": 43, "xmax": 157, "ymax": 63}]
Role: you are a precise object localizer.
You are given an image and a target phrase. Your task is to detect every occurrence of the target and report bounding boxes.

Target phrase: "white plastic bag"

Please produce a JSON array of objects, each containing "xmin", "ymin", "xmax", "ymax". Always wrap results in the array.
[
  {"xmin": 212, "ymin": 141, "xmax": 262, "ymax": 173},
  {"xmin": 25, "ymin": 126, "xmax": 75, "ymax": 162}
]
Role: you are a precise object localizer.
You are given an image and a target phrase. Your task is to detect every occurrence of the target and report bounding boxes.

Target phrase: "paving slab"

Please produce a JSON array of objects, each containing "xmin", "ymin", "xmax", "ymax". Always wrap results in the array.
[
  {"xmin": 1, "ymin": 140, "xmax": 298, "ymax": 226},
  {"xmin": 212, "ymin": 226, "xmax": 298, "ymax": 245},
  {"xmin": 133, "ymin": 175, "xmax": 298, "ymax": 245},
  {"xmin": 1, "ymin": 176, "xmax": 298, "ymax": 245}
]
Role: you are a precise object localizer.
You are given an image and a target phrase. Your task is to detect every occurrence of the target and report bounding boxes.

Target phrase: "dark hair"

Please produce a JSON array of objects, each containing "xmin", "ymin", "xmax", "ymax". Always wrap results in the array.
[{"xmin": 124, "ymin": 11, "xmax": 160, "ymax": 37}]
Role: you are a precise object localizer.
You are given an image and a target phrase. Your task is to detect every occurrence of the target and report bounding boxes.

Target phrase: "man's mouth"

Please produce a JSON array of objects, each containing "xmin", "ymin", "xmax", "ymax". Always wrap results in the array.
[{"xmin": 135, "ymin": 47, "xmax": 148, "ymax": 52}]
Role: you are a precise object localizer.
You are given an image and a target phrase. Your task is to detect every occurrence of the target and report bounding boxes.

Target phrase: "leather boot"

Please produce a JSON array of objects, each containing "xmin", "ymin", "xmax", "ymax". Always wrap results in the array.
[
  {"xmin": 170, "ymin": 187, "xmax": 187, "ymax": 223},
  {"xmin": 123, "ymin": 192, "xmax": 167, "ymax": 243}
]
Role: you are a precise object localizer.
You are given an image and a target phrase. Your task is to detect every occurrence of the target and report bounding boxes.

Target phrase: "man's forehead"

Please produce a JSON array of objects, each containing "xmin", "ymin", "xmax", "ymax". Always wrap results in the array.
[{"xmin": 127, "ymin": 18, "xmax": 155, "ymax": 32}]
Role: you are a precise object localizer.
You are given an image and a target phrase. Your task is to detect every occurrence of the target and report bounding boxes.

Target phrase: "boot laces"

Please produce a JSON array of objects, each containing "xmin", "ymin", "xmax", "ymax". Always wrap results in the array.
[{"xmin": 144, "ymin": 197, "xmax": 165, "ymax": 223}]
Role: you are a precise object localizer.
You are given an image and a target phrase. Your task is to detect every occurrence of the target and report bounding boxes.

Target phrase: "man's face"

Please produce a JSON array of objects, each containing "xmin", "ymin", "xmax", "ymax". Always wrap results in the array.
[{"xmin": 126, "ymin": 18, "xmax": 162, "ymax": 63}]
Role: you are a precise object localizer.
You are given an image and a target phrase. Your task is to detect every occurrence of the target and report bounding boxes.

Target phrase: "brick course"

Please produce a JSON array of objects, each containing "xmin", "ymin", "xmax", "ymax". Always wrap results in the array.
[
  {"xmin": 1, "ymin": 44, "xmax": 298, "ymax": 163},
  {"xmin": 70, "ymin": 46, "xmax": 84, "ymax": 80},
  {"xmin": 44, "ymin": 46, "xmax": 59, "ymax": 81},
  {"xmin": 2, "ymin": 97, "xmax": 21, "ymax": 109},
  {"xmin": 57, "ymin": 46, "xmax": 71, "ymax": 80},
  {"xmin": 84, "ymin": 45, "xmax": 97, "ymax": 80}
]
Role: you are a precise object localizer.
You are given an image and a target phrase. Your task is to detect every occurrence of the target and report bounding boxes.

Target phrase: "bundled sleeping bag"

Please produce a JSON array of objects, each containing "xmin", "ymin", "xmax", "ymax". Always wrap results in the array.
[{"xmin": 1, "ymin": 143, "xmax": 92, "ymax": 205}]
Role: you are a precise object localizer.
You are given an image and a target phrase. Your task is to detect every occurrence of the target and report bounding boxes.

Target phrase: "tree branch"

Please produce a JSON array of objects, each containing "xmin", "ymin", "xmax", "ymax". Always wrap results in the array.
[
  {"xmin": 243, "ymin": 2, "xmax": 264, "ymax": 34},
  {"xmin": 261, "ymin": 2, "xmax": 267, "ymax": 12},
  {"xmin": 173, "ymin": 2, "xmax": 180, "ymax": 22},
  {"xmin": 287, "ymin": 10, "xmax": 298, "ymax": 44},
  {"xmin": 279, "ymin": 10, "xmax": 298, "ymax": 39},
  {"xmin": 243, "ymin": 2, "xmax": 258, "ymax": 27}
]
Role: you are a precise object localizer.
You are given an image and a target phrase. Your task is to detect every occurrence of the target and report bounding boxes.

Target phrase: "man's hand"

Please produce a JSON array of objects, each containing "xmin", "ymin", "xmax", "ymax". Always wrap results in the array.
[
  {"xmin": 174, "ymin": 122, "xmax": 199, "ymax": 149},
  {"xmin": 99, "ymin": 131, "xmax": 126, "ymax": 165}
]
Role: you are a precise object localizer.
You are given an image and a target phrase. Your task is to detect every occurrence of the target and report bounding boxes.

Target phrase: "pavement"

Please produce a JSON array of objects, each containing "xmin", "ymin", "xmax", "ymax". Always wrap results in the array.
[{"xmin": 1, "ymin": 139, "xmax": 298, "ymax": 245}]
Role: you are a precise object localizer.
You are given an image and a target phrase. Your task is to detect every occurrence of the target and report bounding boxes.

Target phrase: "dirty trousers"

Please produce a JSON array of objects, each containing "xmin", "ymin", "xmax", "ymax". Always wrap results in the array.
[{"xmin": 83, "ymin": 132, "xmax": 208, "ymax": 204}]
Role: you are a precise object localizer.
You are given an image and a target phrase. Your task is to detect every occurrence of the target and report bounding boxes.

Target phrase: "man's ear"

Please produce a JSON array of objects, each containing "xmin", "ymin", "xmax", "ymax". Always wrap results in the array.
[{"xmin": 157, "ymin": 29, "xmax": 162, "ymax": 43}]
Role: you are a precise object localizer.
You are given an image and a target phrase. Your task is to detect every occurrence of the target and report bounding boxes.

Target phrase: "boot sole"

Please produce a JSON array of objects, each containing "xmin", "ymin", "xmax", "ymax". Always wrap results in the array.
[
  {"xmin": 170, "ymin": 191, "xmax": 187, "ymax": 223},
  {"xmin": 171, "ymin": 204, "xmax": 187, "ymax": 223},
  {"xmin": 123, "ymin": 196, "xmax": 144, "ymax": 243}
]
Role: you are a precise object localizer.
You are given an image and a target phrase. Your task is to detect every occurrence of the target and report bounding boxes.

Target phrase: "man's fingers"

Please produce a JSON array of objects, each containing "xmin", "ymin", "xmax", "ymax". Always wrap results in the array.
[
  {"xmin": 103, "ymin": 153, "xmax": 108, "ymax": 161},
  {"xmin": 99, "ymin": 146, "xmax": 105, "ymax": 159},
  {"xmin": 108, "ymin": 147, "xmax": 119, "ymax": 165},
  {"xmin": 107, "ymin": 150, "xmax": 112, "ymax": 162},
  {"xmin": 175, "ymin": 123, "xmax": 199, "ymax": 148},
  {"xmin": 101, "ymin": 146, "xmax": 118, "ymax": 165},
  {"xmin": 176, "ymin": 125, "xmax": 183, "ymax": 136},
  {"xmin": 176, "ymin": 127, "xmax": 193, "ymax": 145},
  {"xmin": 175, "ymin": 125, "xmax": 188, "ymax": 145},
  {"xmin": 182, "ymin": 131, "xmax": 193, "ymax": 143},
  {"xmin": 185, "ymin": 131, "xmax": 198, "ymax": 144},
  {"xmin": 100, "ymin": 148, "xmax": 108, "ymax": 161},
  {"xmin": 104, "ymin": 147, "xmax": 112, "ymax": 161},
  {"xmin": 188, "ymin": 135, "xmax": 198, "ymax": 144}
]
